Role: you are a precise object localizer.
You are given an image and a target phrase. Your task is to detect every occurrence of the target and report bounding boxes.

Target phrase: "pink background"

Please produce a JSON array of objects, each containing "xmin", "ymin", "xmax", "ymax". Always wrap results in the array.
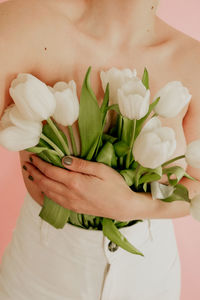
[{"xmin": 0, "ymin": 0, "xmax": 200, "ymax": 299}]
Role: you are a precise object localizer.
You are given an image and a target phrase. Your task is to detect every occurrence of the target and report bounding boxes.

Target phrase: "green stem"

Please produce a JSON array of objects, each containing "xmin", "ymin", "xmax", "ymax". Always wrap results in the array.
[
  {"xmin": 40, "ymin": 133, "xmax": 64, "ymax": 157},
  {"xmin": 126, "ymin": 119, "xmax": 137, "ymax": 169},
  {"xmin": 47, "ymin": 118, "xmax": 70, "ymax": 156},
  {"xmin": 68, "ymin": 125, "xmax": 78, "ymax": 156},
  {"xmin": 118, "ymin": 115, "xmax": 123, "ymax": 139},
  {"xmin": 162, "ymin": 155, "xmax": 185, "ymax": 167},
  {"xmin": 119, "ymin": 157, "xmax": 124, "ymax": 168}
]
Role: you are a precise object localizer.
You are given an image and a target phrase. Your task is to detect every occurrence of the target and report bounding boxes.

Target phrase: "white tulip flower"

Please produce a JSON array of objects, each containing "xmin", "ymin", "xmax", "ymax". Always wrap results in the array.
[
  {"xmin": 117, "ymin": 77, "xmax": 150, "ymax": 120},
  {"xmin": 150, "ymin": 181, "xmax": 174, "ymax": 200},
  {"xmin": 50, "ymin": 80, "xmax": 79, "ymax": 126},
  {"xmin": 185, "ymin": 139, "xmax": 200, "ymax": 168},
  {"xmin": 0, "ymin": 125, "xmax": 42, "ymax": 151},
  {"xmin": 153, "ymin": 81, "xmax": 192, "ymax": 118},
  {"xmin": 133, "ymin": 126, "xmax": 176, "ymax": 169},
  {"xmin": 100, "ymin": 67, "xmax": 137, "ymax": 105},
  {"xmin": 9, "ymin": 73, "xmax": 56, "ymax": 121},
  {"xmin": 0, "ymin": 103, "xmax": 42, "ymax": 151},
  {"xmin": 0, "ymin": 104, "xmax": 15, "ymax": 129},
  {"xmin": 141, "ymin": 116, "xmax": 162, "ymax": 134},
  {"xmin": 190, "ymin": 194, "xmax": 200, "ymax": 222}
]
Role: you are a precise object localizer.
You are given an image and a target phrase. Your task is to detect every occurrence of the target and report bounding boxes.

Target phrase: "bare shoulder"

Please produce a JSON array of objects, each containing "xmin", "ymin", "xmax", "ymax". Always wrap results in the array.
[
  {"xmin": 165, "ymin": 21, "xmax": 200, "ymax": 91},
  {"xmin": 0, "ymin": 0, "xmax": 63, "ymax": 117},
  {"xmin": 162, "ymin": 20, "xmax": 200, "ymax": 103},
  {"xmin": 0, "ymin": 0, "xmax": 57, "ymax": 50},
  {"xmin": 171, "ymin": 26, "xmax": 200, "ymax": 142}
]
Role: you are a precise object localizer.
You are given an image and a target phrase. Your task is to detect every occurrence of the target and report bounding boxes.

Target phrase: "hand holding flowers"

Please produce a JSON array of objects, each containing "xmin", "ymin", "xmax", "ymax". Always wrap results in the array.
[{"xmin": 0, "ymin": 66, "xmax": 200, "ymax": 257}]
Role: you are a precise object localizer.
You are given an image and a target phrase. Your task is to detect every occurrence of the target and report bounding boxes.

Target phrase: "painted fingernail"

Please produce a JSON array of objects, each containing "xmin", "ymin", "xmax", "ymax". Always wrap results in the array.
[
  {"xmin": 23, "ymin": 165, "xmax": 27, "ymax": 171},
  {"xmin": 63, "ymin": 156, "xmax": 73, "ymax": 165},
  {"xmin": 28, "ymin": 175, "xmax": 34, "ymax": 181},
  {"xmin": 29, "ymin": 156, "xmax": 33, "ymax": 163}
]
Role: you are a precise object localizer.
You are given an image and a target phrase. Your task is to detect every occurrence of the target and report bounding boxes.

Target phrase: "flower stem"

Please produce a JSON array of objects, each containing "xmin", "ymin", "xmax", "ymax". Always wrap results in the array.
[
  {"xmin": 126, "ymin": 119, "xmax": 137, "ymax": 169},
  {"xmin": 40, "ymin": 133, "xmax": 64, "ymax": 157},
  {"xmin": 68, "ymin": 125, "xmax": 78, "ymax": 156},
  {"xmin": 118, "ymin": 115, "xmax": 123, "ymax": 139},
  {"xmin": 47, "ymin": 118, "xmax": 70, "ymax": 156},
  {"xmin": 119, "ymin": 157, "xmax": 124, "ymax": 168},
  {"xmin": 161, "ymin": 155, "xmax": 185, "ymax": 167}
]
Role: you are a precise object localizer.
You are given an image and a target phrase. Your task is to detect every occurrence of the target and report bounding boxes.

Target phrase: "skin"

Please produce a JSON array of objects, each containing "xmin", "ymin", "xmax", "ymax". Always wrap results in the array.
[{"xmin": 1, "ymin": 0, "xmax": 200, "ymax": 221}]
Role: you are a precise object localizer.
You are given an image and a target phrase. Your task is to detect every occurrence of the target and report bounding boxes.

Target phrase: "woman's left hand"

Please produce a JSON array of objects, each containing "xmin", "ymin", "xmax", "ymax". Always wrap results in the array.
[{"xmin": 24, "ymin": 155, "xmax": 134, "ymax": 222}]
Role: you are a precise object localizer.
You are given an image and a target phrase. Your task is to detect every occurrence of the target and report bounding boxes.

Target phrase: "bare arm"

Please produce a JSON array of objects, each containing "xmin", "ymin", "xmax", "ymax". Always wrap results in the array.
[
  {"xmin": 0, "ymin": 0, "xmax": 44, "ymax": 119},
  {"xmin": 129, "ymin": 92, "xmax": 200, "ymax": 220}
]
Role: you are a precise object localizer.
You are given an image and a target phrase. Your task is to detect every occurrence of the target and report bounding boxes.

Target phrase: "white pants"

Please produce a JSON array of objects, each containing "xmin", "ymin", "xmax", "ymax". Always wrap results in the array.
[{"xmin": 0, "ymin": 192, "xmax": 181, "ymax": 300}]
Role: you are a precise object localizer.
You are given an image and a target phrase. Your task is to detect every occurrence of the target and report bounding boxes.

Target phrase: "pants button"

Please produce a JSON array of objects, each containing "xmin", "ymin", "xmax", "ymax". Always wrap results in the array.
[{"xmin": 108, "ymin": 241, "xmax": 119, "ymax": 252}]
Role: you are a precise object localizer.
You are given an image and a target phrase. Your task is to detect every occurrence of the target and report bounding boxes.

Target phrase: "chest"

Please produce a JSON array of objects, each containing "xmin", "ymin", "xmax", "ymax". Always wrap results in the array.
[{"xmin": 25, "ymin": 21, "xmax": 189, "ymax": 169}]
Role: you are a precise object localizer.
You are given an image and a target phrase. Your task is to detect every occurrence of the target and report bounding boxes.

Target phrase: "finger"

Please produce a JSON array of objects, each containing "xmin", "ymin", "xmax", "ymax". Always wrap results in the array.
[
  {"xmin": 62, "ymin": 156, "xmax": 107, "ymax": 179},
  {"xmin": 24, "ymin": 162, "xmax": 70, "ymax": 197},
  {"xmin": 29, "ymin": 155, "xmax": 79, "ymax": 185}
]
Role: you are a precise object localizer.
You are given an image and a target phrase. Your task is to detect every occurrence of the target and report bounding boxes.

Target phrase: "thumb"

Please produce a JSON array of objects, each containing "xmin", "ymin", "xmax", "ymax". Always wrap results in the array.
[{"xmin": 62, "ymin": 156, "xmax": 105, "ymax": 178}]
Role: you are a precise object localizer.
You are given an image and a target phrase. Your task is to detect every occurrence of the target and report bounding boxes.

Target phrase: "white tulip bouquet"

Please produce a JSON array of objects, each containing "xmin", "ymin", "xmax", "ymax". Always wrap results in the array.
[{"xmin": 1, "ymin": 66, "xmax": 200, "ymax": 257}]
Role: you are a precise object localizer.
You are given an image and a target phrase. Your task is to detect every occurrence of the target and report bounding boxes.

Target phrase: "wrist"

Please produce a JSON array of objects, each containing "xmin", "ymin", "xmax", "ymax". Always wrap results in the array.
[{"xmin": 124, "ymin": 190, "xmax": 160, "ymax": 221}]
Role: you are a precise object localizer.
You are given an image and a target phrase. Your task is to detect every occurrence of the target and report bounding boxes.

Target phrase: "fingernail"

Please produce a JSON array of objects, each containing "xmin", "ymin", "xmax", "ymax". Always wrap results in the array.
[
  {"xmin": 28, "ymin": 175, "xmax": 34, "ymax": 181},
  {"xmin": 29, "ymin": 156, "xmax": 33, "ymax": 163},
  {"xmin": 23, "ymin": 165, "xmax": 27, "ymax": 171},
  {"xmin": 63, "ymin": 156, "xmax": 73, "ymax": 166}
]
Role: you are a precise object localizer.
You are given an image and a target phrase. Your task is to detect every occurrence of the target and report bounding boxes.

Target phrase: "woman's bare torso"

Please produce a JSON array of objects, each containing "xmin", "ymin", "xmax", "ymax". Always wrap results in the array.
[{"xmin": 2, "ymin": 0, "xmax": 200, "ymax": 205}]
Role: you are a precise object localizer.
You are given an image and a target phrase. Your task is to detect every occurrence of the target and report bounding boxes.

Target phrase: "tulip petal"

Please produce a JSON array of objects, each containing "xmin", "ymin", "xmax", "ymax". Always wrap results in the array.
[
  {"xmin": 9, "ymin": 73, "xmax": 56, "ymax": 121},
  {"xmin": 0, "ymin": 126, "xmax": 41, "ymax": 151},
  {"xmin": 185, "ymin": 140, "xmax": 200, "ymax": 168},
  {"xmin": 190, "ymin": 194, "xmax": 200, "ymax": 222}
]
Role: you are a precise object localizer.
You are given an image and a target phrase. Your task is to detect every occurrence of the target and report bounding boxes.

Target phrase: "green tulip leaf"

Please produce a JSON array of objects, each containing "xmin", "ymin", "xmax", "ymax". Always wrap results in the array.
[
  {"xmin": 135, "ymin": 165, "xmax": 162, "ymax": 188},
  {"xmin": 139, "ymin": 172, "xmax": 162, "ymax": 185},
  {"xmin": 184, "ymin": 171, "xmax": 198, "ymax": 182},
  {"xmin": 163, "ymin": 166, "xmax": 186, "ymax": 186},
  {"xmin": 43, "ymin": 123, "xmax": 68, "ymax": 154},
  {"xmin": 100, "ymin": 82, "xmax": 110, "ymax": 120},
  {"xmin": 114, "ymin": 221, "xmax": 129, "ymax": 228},
  {"xmin": 102, "ymin": 134, "xmax": 118, "ymax": 144},
  {"xmin": 107, "ymin": 104, "xmax": 120, "ymax": 114},
  {"xmin": 26, "ymin": 146, "xmax": 58, "ymax": 155},
  {"xmin": 78, "ymin": 66, "xmax": 102, "ymax": 158},
  {"xmin": 120, "ymin": 169, "xmax": 136, "ymax": 186},
  {"xmin": 160, "ymin": 184, "xmax": 190, "ymax": 203},
  {"xmin": 92, "ymin": 85, "xmax": 110, "ymax": 160},
  {"xmin": 39, "ymin": 195, "xmax": 70, "ymax": 229},
  {"xmin": 142, "ymin": 67, "xmax": 149, "ymax": 90},
  {"xmin": 135, "ymin": 97, "xmax": 160, "ymax": 138},
  {"xmin": 102, "ymin": 218, "xmax": 144, "ymax": 256},
  {"xmin": 68, "ymin": 211, "xmax": 86, "ymax": 229},
  {"xmin": 82, "ymin": 214, "xmax": 96, "ymax": 229},
  {"xmin": 143, "ymin": 182, "xmax": 148, "ymax": 192},
  {"xmin": 96, "ymin": 142, "xmax": 117, "ymax": 167}
]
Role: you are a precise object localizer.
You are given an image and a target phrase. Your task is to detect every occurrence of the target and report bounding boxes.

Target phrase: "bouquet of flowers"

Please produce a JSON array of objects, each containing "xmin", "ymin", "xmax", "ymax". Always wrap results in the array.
[{"xmin": 1, "ymin": 66, "xmax": 200, "ymax": 257}]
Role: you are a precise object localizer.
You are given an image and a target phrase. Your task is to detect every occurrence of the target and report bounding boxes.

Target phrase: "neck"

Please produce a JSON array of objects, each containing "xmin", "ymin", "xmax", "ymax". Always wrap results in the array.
[{"xmin": 78, "ymin": 0, "xmax": 160, "ymax": 47}]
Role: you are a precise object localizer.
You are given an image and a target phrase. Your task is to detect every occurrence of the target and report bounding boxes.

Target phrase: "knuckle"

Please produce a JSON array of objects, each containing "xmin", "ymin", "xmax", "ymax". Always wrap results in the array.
[
  {"xmin": 39, "ymin": 176, "xmax": 48, "ymax": 187},
  {"xmin": 70, "ymin": 202, "xmax": 79, "ymax": 213},
  {"xmin": 98, "ymin": 162, "xmax": 107, "ymax": 174},
  {"xmin": 68, "ymin": 177, "xmax": 79, "ymax": 190},
  {"xmin": 43, "ymin": 166, "xmax": 53, "ymax": 178}
]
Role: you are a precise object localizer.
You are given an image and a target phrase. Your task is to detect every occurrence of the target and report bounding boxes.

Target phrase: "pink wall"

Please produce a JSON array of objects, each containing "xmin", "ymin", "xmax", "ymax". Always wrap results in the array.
[{"xmin": 0, "ymin": 0, "xmax": 200, "ymax": 299}]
